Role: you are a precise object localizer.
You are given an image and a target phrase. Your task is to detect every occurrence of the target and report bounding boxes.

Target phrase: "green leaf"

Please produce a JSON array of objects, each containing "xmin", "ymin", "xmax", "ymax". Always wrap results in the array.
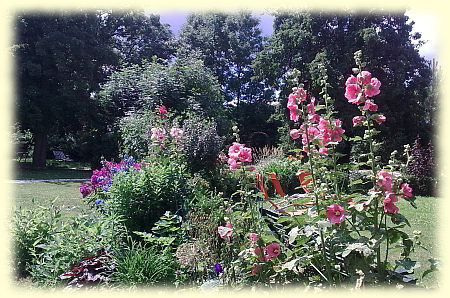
[
  {"xmin": 389, "ymin": 213, "xmax": 411, "ymax": 228},
  {"xmin": 395, "ymin": 260, "xmax": 420, "ymax": 273}
]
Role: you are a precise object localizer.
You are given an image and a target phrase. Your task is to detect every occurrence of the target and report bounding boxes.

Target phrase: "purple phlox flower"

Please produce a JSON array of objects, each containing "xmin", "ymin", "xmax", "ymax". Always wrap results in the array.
[{"xmin": 214, "ymin": 263, "xmax": 223, "ymax": 274}]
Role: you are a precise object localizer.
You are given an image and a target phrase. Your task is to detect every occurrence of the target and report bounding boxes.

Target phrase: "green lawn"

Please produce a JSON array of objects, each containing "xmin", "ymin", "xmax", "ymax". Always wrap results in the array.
[
  {"xmin": 12, "ymin": 180, "xmax": 91, "ymax": 218},
  {"xmin": 12, "ymin": 160, "xmax": 92, "ymax": 180}
]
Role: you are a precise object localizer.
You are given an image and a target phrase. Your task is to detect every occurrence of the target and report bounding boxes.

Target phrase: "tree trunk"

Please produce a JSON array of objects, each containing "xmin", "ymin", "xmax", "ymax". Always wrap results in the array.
[{"xmin": 32, "ymin": 130, "xmax": 48, "ymax": 168}]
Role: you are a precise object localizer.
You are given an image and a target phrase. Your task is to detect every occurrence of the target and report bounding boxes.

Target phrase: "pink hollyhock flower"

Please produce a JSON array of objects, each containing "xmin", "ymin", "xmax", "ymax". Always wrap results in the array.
[
  {"xmin": 401, "ymin": 183, "xmax": 413, "ymax": 197},
  {"xmin": 252, "ymin": 265, "xmax": 261, "ymax": 274},
  {"xmin": 384, "ymin": 193, "xmax": 399, "ymax": 214},
  {"xmin": 377, "ymin": 170, "xmax": 393, "ymax": 191},
  {"xmin": 345, "ymin": 84, "xmax": 361, "ymax": 102},
  {"xmin": 238, "ymin": 146, "xmax": 252, "ymax": 163},
  {"xmin": 345, "ymin": 75, "xmax": 358, "ymax": 86},
  {"xmin": 384, "ymin": 202, "xmax": 399, "ymax": 214},
  {"xmin": 364, "ymin": 78, "xmax": 381, "ymax": 97},
  {"xmin": 290, "ymin": 129, "xmax": 301, "ymax": 140},
  {"xmin": 357, "ymin": 71, "xmax": 372, "ymax": 84},
  {"xmin": 170, "ymin": 127, "xmax": 183, "ymax": 140},
  {"xmin": 227, "ymin": 158, "xmax": 241, "ymax": 171},
  {"xmin": 363, "ymin": 100, "xmax": 378, "ymax": 112},
  {"xmin": 217, "ymin": 225, "xmax": 233, "ymax": 238},
  {"xmin": 228, "ymin": 142, "xmax": 242, "ymax": 159},
  {"xmin": 266, "ymin": 243, "xmax": 281, "ymax": 258},
  {"xmin": 319, "ymin": 147, "xmax": 329, "ymax": 154},
  {"xmin": 327, "ymin": 203, "xmax": 345, "ymax": 223},
  {"xmin": 353, "ymin": 116, "xmax": 365, "ymax": 125},
  {"xmin": 226, "ymin": 221, "xmax": 233, "ymax": 228},
  {"xmin": 151, "ymin": 127, "xmax": 166, "ymax": 142},
  {"xmin": 375, "ymin": 115, "xmax": 386, "ymax": 124},
  {"xmin": 248, "ymin": 233, "xmax": 260, "ymax": 242},
  {"xmin": 294, "ymin": 87, "xmax": 307, "ymax": 102},
  {"xmin": 159, "ymin": 106, "xmax": 168, "ymax": 118}
]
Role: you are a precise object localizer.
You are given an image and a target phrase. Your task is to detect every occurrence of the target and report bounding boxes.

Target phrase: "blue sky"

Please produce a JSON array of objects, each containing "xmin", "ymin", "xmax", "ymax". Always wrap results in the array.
[{"xmin": 156, "ymin": 10, "xmax": 437, "ymax": 61}]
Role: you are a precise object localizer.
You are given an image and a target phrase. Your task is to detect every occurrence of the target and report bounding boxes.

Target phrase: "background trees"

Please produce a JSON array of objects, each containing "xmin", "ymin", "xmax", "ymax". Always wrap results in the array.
[
  {"xmin": 252, "ymin": 9, "xmax": 433, "ymax": 161},
  {"xmin": 13, "ymin": 8, "xmax": 435, "ymax": 168}
]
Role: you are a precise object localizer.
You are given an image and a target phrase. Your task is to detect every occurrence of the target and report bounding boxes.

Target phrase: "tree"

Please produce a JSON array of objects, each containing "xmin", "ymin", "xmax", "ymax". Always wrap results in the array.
[
  {"xmin": 13, "ymin": 9, "xmax": 176, "ymax": 168},
  {"xmin": 101, "ymin": 9, "xmax": 176, "ymax": 66},
  {"xmin": 13, "ymin": 11, "xmax": 120, "ymax": 167},
  {"xmin": 252, "ymin": 9, "xmax": 432, "ymax": 161},
  {"xmin": 178, "ymin": 11, "xmax": 268, "ymax": 104}
]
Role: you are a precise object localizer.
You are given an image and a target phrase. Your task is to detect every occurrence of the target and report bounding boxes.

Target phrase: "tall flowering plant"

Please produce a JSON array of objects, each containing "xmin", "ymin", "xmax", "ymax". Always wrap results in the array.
[{"xmin": 274, "ymin": 51, "xmax": 424, "ymax": 287}]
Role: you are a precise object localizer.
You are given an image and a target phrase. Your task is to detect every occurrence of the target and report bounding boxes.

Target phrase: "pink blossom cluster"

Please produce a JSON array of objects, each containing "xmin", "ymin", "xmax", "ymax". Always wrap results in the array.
[
  {"xmin": 227, "ymin": 142, "xmax": 252, "ymax": 171},
  {"xmin": 345, "ymin": 71, "xmax": 381, "ymax": 109},
  {"xmin": 290, "ymin": 116, "xmax": 345, "ymax": 154},
  {"xmin": 151, "ymin": 127, "xmax": 184, "ymax": 147},
  {"xmin": 253, "ymin": 243, "xmax": 281, "ymax": 263},
  {"xmin": 376, "ymin": 170, "xmax": 413, "ymax": 214},
  {"xmin": 287, "ymin": 87, "xmax": 307, "ymax": 122}
]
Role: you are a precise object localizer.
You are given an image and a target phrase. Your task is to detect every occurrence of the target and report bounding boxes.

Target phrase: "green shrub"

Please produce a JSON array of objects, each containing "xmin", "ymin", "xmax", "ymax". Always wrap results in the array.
[
  {"xmin": 107, "ymin": 159, "xmax": 192, "ymax": 234},
  {"xmin": 11, "ymin": 200, "xmax": 126, "ymax": 287},
  {"xmin": 112, "ymin": 240, "xmax": 177, "ymax": 287}
]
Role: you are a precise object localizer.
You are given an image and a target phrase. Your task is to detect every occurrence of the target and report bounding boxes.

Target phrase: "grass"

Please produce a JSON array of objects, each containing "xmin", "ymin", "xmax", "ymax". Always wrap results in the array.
[
  {"xmin": 12, "ymin": 160, "xmax": 92, "ymax": 180},
  {"xmin": 12, "ymin": 180, "xmax": 91, "ymax": 218}
]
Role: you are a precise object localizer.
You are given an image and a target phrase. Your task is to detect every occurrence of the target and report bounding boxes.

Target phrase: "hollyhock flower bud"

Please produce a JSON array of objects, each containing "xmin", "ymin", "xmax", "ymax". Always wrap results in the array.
[
  {"xmin": 252, "ymin": 265, "xmax": 261, "ymax": 274},
  {"xmin": 353, "ymin": 116, "xmax": 365, "ymax": 125},
  {"xmin": 375, "ymin": 115, "xmax": 386, "ymax": 124}
]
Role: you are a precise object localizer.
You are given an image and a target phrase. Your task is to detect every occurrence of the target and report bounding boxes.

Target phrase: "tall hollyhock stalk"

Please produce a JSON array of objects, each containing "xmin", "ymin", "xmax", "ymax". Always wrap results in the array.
[
  {"xmin": 288, "ymin": 69, "xmax": 346, "ymax": 283},
  {"xmin": 345, "ymin": 50, "xmax": 385, "ymax": 278}
]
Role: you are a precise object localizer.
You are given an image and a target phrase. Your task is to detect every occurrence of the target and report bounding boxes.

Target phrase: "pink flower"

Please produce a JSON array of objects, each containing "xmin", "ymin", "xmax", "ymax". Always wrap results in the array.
[
  {"xmin": 345, "ymin": 84, "xmax": 361, "ymax": 102},
  {"xmin": 375, "ymin": 115, "xmax": 386, "ymax": 124},
  {"xmin": 352, "ymin": 116, "xmax": 365, "ymax": 125},
  {"xmin": 227, "ymin": 158, "xmax": 241, "ymax": 171},
  {"xmin": 170, "ymin": 127, "xmax": 183, "ymax": 140},
  {"xmin": 151, "ymin": 127, "xmax": 166, "ymax": 142},
  {"xmin": 290, "ymin": 129, "xmax": 301, "ymax": 140},
  {"xmin": 363, "ymin": 100, "xmax": 378, "ymax": 112},
  {"xmin": 357, "ymin": 71, "xmax": 372, "ymax": 84},
  {"xmin": 384, "ymin": 193, "xmax": 399, "ymax": 214},
  {"xmin": 228, "ymin": 142, "xmax": 252, "ymax": 163},
  {"xmin": 319, "ymin": 147, "xmax": 329, "ymax": 154},
  {"xmin": 364, "ymin": 78, "xmax": 381, "ymax": 97},
  {"xmin": 251, "ymin": 265, "xmax": 261, "ymax": 274},
  {"xmin": 225, "ymin": 221, "xmax": 233, "ymax": 228},
  {"xmin": 377, "ymin": 170, "xmax": 393, "ymax": 191},
  {"xmin": 159, "ymin": 106, "xmax": 168, "ymax": 118},
  {"xmin": 294, "ymin": 88, "xmax": 307, "ymax": 102},
  {"xmin": 217, "ymin": 225, "xmax": 233, "ymax": 238},
  {"xmin": 248, "ymin": 233, "xmax": 260, "ymax": 242},
  {"xmin": 266, "ymin": 243, "xmax": 281, "ymax": 258},
  {"xmin": 327, "ymin": 203, "xmax": 345, "ymax": 224},
  {"xmin": 401, "ymin": 183, "xmax": 413, "ymax": 197},
  {"xmin": 345, "ymin": 75, "xmax": 358, "ymax": 86}
]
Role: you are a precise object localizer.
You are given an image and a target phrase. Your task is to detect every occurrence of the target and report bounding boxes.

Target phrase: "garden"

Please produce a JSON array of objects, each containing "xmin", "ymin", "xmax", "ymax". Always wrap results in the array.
[{"xmin": 10, "ymin": 9, "xmax": 441, "ymax": 293}]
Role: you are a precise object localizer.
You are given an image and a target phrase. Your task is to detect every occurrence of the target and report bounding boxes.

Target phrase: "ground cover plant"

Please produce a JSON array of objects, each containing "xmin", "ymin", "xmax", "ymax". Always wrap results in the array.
[{"xmin": 10, "ymin": 43, "xmax": 440, "ymax": 292}]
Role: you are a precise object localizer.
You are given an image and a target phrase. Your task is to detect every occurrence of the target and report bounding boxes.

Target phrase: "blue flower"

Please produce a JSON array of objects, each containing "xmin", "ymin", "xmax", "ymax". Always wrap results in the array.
[
  {"xmin": 214, "ymin": 263, "xmax": 223, "ymax": 275},
  {"xmin": 95, "ymin": 199, "xmax": 105, "ymax": 205},
  {"xmin": 123, "ymin": 154, "xmax": 129, "ymax": 160},
  {"xmin": 103, "ymin": 186, "xmax": 109, "ymax": 192}
]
